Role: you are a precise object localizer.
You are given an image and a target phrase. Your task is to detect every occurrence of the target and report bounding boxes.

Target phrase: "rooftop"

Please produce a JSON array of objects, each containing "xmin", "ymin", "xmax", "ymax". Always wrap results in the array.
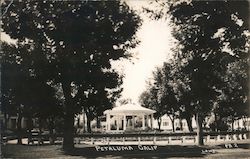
[{"xmin": 104, "ymin": 104, "xmax": 156, "ymax": 115}]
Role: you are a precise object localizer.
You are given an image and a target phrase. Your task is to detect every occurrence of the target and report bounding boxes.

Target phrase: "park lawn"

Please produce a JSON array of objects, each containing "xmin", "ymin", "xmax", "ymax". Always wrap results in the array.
[
  {"xmin": 1, "ymin": 142, "xmax": 250, "ymax": 159},
  {"xmin": 1, "ymin": 144, "xmax": 205, "ymax": 158},
  {"xmin": 1, "ymin": 144, "xmax": 69, "ymax": 159}
]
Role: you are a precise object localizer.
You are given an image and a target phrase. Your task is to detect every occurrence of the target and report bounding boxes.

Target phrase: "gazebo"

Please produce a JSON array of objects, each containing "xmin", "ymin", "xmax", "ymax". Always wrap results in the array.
[{"xmin": 103, "ymin": 104, "xmax": 156, "ymax": 132}]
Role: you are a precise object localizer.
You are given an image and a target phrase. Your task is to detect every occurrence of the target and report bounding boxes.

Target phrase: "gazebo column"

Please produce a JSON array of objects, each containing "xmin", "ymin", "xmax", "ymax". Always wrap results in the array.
[
  {"xmin": 132, "ymin": 115, "xmax": 135, "ymax": 129},
  {"xmin": 146, "ymin": 115, "xmax": 149, "ymax": 127},
  {"xmin": 106, "ymin": 113, "xmax": 110, "ymax": 131},
  {"xmin": 123, "ymin": 115, "xmax": 126, "ymax": 131},
  {"xmin": 116, "ymin": 116, "xmax": 119, "ymax": 131},
  {"xmin": 142, "ymin": 114, "xmax": 145, "ymax": 130},
  {"xmin": 150, "ymin": 114, "xmax": 153, "ymax": 129}
]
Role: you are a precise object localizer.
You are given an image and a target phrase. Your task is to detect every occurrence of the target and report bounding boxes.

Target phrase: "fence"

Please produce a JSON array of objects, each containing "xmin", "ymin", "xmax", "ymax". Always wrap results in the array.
[
  {"xmin": 2, "ymin": 131, "xmax": 250, "ymax": 145},
  {"xmin": 74, "ymin": 131, "xmax": 250, "ymax": 145}
]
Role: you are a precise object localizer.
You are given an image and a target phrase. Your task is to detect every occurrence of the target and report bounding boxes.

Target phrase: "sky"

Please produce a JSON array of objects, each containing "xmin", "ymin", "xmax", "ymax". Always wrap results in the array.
[
  {"xmin": 115, "ymin": 1, "xmax": 174, "ymax": 103},
  {"xmin": 1, "ymin": 1, "xmax": 174, "ymax": 105}
]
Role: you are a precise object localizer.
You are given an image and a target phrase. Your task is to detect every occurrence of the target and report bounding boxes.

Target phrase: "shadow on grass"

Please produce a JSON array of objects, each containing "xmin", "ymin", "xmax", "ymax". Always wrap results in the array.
[
  {"xmin": 2, "ymin": 144, "xmax": 63, "ymax": 158},
  {"xmin": 64, "ymin": 145, "xmax": 208, "ymax": 158}
]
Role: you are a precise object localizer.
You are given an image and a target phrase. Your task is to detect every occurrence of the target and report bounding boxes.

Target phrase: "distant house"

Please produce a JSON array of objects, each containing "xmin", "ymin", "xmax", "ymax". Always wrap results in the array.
[
  {"xmin": 231, "ymin": 117, "xmax": 250, "ymax": 131},
  {"xmin": 152, "ymin": 114, "xmax": 197, "ymax": 132},
  {"xmin": 75, "ymin": 108, "xmax": 250, "ymax": 133},
  {"xmin": 5, "ymin": 116, "xmax": 36, "ymax": 130}
]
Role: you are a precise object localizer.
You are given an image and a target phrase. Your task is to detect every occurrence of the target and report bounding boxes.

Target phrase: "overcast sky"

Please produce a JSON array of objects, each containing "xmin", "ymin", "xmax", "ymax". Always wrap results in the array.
[{"xmin": 116, "ymin": 1, "xmax": 174, "ymax": 104}]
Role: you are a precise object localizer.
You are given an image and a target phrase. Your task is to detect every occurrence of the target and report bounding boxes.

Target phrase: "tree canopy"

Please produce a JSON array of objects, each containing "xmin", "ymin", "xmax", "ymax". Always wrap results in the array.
[
  {"xmin": 141, "ymin": 0, "xmax": 249, "ymax": 145},
  {"xmin": 1, "ymin": 0, "xmax": 141, "ymax": 150}
]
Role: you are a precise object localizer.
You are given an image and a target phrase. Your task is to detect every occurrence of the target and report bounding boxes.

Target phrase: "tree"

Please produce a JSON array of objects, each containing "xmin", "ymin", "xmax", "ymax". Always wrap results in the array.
[
  {"xmin": 216, "ymin": 58, "xmax": 249, "ymax": 131},
  {"xmin": 2, "ymin": 1, "xmax": 140, "ymax": 151},
  {"xmin": 139, "ymin": 64, "xmax": 179, "ymax": 131},
  {"xmin": 157, "ymin": 63, "xmax": 179, "ymax": 132},
  {"xmin": 169, "ymin": 61, "xmax": 195, "ymax": 132},
  {"xmin": 81, "ymin": 74, "xmax": 122, "ymax": 133},
  {"xmin": 31, "ymin": 80, "xmax": 63, "ymax": 143},
  {"xmin": 1, "ymin": 42, "xmax": 42, "ymax": 144},
  {"xmin": 2, "ymin": 42, "xmax": 24, "ymax": 144},
  {"xmin": 144, "ymin": 0, "xmax": 249, "ymax": 144},
  {"xmin": 139, "ymin": 78, "xmax": 164, "ymax": 130},
  {"xmin": 167, "ymin": 0, "xmax": 249, "ymax": 145},
  {"xmin": 2, "ymin": 42, "xmax": 63, "ymax": 144}
]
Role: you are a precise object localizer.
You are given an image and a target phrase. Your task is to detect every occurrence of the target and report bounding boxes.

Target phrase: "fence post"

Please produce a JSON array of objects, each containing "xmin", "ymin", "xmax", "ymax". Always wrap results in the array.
[
  {"xmin": 74, "ymin": 138, "xmax": 79, "ymax": 144},
  {"xmin": 138, "ymin": 137, "xmax": 141, "ymax": 145},
  {"xmin": 216, "ymin": 135, "xmax": 221, "ymax": 141},
  {"xmin": 182, "ymin": 136, "xmax": 185, "ymax": 143},
  {"xmin": 107, "ymin": 137, "xmax": 110, "ymax": 145},
  {"xmin": 239, "ymin": 134, "xmax": 243, "ymax": 140},
  {"xmin": 206, "ymin": 135, "xmax": 210, "ymax": 143},
  {"xmin": 168, "ymin": 137, "xmax": 172, "ymax": 144},
  {"xmin": 123, "ymin": 137, "xmax": 125, "ymax": 145},
  {"xmin": 243, "ymin": 133, "xmax": 247, "ymax": 139},
  {"xmin": 195, "ymin": 135, "xmax": 198, "ymax": 144},
  {"xmin": 153, "ymin": 136, "xmax": 156, "ymax": 145},
  {"xmin": 233, "ymin": 134, "xmax": 237, "ymax": 140},
  {"xmin": 91, "ymin": 137, "xmax": 94, "ymax": 145},
  {"xmin": 225, "ymin": 134, "xmax": 230, "ymax": 141}
]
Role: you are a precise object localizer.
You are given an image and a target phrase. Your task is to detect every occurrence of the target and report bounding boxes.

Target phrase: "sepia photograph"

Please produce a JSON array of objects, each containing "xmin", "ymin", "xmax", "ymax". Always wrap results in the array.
[{"xmin": 0, "ymin": 0, "xmax": 249, "ymax": 158}]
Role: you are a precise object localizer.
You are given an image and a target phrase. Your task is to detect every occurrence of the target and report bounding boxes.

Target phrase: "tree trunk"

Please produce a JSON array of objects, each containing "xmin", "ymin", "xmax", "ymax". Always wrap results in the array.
[
  {"xmin": 77, "ymin": 117, "xmax": 80, "ymax": 128},
  {"xmin": 63, "ymin": 112, "xmax": 75, "ymax": 151},
  {"xmin": 157, "ymin": 117, "xmax": 162, "ymax": 130},
  {"xmin": 214, "ymin": 113, "xmax": 218, "ymax": 132},
  {"xmin": 171, "ymin": 118, "xmax": 175, "ymax": 132},
  {"xmin": 185, "ymin": 117, "xmax": 193, "ymax": 132},
  {"xmin": 242, "ymin": 117, "xmax": 247, "ymax": 130},
  {"xmin": 82, "ymin": 110, "xmax": 86, "ymax": 133},
  {"xmin": 48, "ymin": 118, "xmax": 55, "ymax": 144},
  {"xmin": 38, "ymin": 118, "xmax": 43, "ymax": 145},
  {"xmin": 237, "ymin": 120, "xmax": 240, "ymax": 130},
  {"xmin": 27, "ymin": 116, "xmax": 33, "ymax": 145},
  {"xmin": 62, "ymin": 81, "xmax": 75, "ymax": 151},
  {"xmin": 87, "ymin": 117, "xmax": 92, "ymax": 133},
  {"xmin": 3, "ymin": 112, "xmax": 7, "ymax": 131},
  {"xmin": 96, "ymin": 117, "xmax": 101, "ymax": 129},
  {"xmin": 17, "ymin": 110, "xmax": 22, "ymax": 145},
  {"xmin": 168, "ymin": 115, "xmax": 175, "ymax": 132},
  {"xmin": 85, "ymin": 110, "xmax": 93, "ymax": 133},
  {"xmin": 179, "ymin": 119, "xmax": 183, "ymax": 131},
  {"xmin": 196, "ymin": 112, "xmax": 204, "ymax": 146},
  {"xmin": 231, "ymin": 118, "xmax": 234, "ymax": 131}
]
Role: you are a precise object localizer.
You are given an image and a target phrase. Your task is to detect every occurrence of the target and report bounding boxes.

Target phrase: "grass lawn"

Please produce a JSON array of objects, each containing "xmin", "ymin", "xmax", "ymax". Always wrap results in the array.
[
  {"xmin": 1, "ymin": 144, "xmax": 69, "ymax": 159},
  {"xmin": 1, "ymin": 141, "xmax": 250, "ymax": 159}
]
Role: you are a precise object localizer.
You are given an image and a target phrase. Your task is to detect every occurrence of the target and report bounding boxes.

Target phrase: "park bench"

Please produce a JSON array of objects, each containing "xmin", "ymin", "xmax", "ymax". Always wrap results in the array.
[{"xmin": 27, "ymin": 131, "xmax": 50, "ymax": 145}]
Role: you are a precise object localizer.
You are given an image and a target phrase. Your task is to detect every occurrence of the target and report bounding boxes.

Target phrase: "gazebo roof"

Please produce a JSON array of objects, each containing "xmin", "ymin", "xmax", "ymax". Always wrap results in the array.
[{"xmin": 104, "ymin": 104, "xmax": 156, "ymax": 115}]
